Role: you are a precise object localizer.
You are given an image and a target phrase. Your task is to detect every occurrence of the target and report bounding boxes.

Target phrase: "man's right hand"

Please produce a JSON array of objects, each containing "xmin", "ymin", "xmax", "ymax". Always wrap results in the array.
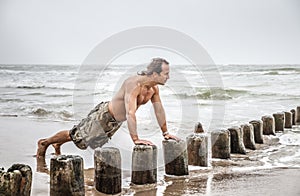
[{"xmin": 134, "ymin": 139, "xmax": 154, "ymax": 145}]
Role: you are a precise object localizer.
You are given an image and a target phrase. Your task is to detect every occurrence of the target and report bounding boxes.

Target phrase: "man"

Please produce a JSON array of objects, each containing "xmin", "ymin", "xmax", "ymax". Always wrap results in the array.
[{"xmin": 36, "ymin": 58, "xmax": 178, "ymax": 158}]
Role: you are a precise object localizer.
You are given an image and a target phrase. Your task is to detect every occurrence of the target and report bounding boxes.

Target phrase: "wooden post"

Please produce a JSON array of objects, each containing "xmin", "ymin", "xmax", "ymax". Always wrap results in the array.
[
  {"xmin": 296, "ymin": 106, "xmax": 300, "ymax": 125},
  {"xmin": 163, "ymin": 140, "xmax": 189, "ymax": 175},
  {"xmin": 211, "ymin": 129, "xmax": 231, "ymax": 159},
  {"xmin": 0, "ymin": 164, "xmax": 32, "ymax": 196},
  {"xmin": 284, "ymin": 111, "xmax": 293, "ymax": 129},
  {"xmin": 290, "ymin": 109, "xmax": 296, "ymax": 125},
  {"xmin": 261, "ymin": 115, "xmax": 276, "ymax": 135},
  {"xmin": 194, "ymin": 122, "xmax": 204, "ymax": 133},
  {"xmin": 249, "ymin": 120, "xmax": 264, "ymax": 144},
  {"xmin": 228, "ymin": 126, "xmax": 246, "ymax": 154},
  {"xmin": 241, "ymin": 124, "xmax": 256, "ymax": 150},
  {"xmin": 273, "ymin": 112, "xmax": 285, "ymax": 132},
  {"xmin": 187, "ymin": 133, "xmax": 208, "ymax": 166},
  {"xmin": 50, "ymin": 155, "xmax": 85, "ymax": 196},
  {"xmin": 0, "ymin": 168, "xmax": 22, "ymax": 196},
  {"xmin": 131, "ymin": 145, "xmax": 157, "ymax": 184},
  {"xmin": 94, "ymin": 147, "xmax": 121, "ymax": 194}
]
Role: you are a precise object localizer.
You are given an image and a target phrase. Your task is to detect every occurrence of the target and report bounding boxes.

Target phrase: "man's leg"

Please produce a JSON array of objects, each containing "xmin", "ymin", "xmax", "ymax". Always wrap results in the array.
[
  {"xmin": 52, "ymin": 142, "xmax": 63, "ymax": 155},
  {"xmin": 36, "ymin": 130, "xmax": 72, "ymax": 158}
]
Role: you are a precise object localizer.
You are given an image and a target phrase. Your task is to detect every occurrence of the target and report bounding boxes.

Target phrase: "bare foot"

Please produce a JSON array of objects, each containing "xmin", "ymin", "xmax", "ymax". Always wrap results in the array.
[
  {"xmin": 52, "ymin": 143, "xmax": 62, "ymax": 155},
  {"xmin": 36, "ymin": 139, "xmax": 48, "ymax": 158}
]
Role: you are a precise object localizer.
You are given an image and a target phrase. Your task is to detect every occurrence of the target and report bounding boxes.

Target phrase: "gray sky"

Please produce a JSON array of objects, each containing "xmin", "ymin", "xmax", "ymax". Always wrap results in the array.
[{"xmin": 1, "ymin": 0, "xmax": 300, "ymax": 64}]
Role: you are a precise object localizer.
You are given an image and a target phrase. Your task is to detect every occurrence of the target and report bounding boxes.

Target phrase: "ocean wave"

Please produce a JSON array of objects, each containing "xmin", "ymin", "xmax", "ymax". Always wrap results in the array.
[
  {"xmin": 172, "ymin": 88, "xmax": 248, "ymax": 100},
  {"xmin": 17, "ymin": 85, "xmax": 46, "ymax": 89},
  {"xmin": 45, "ymin": 94, "xmax": 72, "ymax": 98},
  {"xmin": 220, "ymin": 65, "xmax": 300, "ymax": 77},
  {"xmin": 4, "ymin": 84, "xmax": 76, "ymax": 91},
  {"xmin": 31, "ymin": 108, "xmax": 52, "ymax": 116},
  {"xmin": 264, "ymin": 71, "xmax": 279, "ymax": 75},
  {"xmin": 0, "ymin": 64, "xmax": 78, "ymax": 71},
  {"xmin": 270, "ymin": 67, "xmax": 300, "ymax": 72},
  {"xmin": 0, "ymin": 114, "xmax": 18, "ymax": 117},
  {"xmin": 0, "ymin": 98, "xmax": 23, "ymax": 102},
  {"xmin": 23, "ymin": 92, "xmax": 45, "ymax": 96},
  {"xmin": 255, "ymin": 67, "xmax": 300, "ymax": 73},
  {"xmin": 29, "ymin": 107, "xmax": 74, "ymax": 120},
  {"xmin": 59, "ymin": 110, "xmax": 73, "ymax": 119},
  {"xmin": 19, "ymin": 92, "xmax": 72, "ymax": 98},
  {"xmin": 248, "ymin": 91, "xmax": 300, "ymax": 98}
]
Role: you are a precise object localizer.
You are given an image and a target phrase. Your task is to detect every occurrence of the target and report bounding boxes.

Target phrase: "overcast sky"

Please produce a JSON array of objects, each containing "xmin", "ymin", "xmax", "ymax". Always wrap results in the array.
[{"xmin": 1, "ymin": 0, "xmax": 299, "ymax": 65}]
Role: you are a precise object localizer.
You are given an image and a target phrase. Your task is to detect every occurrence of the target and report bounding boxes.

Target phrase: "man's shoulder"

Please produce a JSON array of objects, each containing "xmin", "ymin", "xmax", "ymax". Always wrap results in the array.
[
  {"xmin": 123, "ymin": 76, "xmax": 138, "ymax": 85},
  {"xmin": 122, "ymin": 76, "xmax": 140, "ymax": 91}
]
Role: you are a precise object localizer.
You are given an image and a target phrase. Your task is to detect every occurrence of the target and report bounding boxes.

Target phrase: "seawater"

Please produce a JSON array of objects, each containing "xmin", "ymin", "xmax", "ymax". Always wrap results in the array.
[
  {"xmin": 1, "ymin": 64, "xmax": 299, "ymax": 126},
  {"xmin": 1, "ymin": 64, "xmax": 300, "ymax": 168},
  {"xmin": 1, "ymin": 64, "xmax": 300, "ymax": 195}
]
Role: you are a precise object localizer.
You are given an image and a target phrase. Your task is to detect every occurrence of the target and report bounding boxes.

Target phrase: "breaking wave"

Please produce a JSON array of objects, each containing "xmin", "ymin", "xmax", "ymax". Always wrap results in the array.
[
  {"xmin": 4, "ymin": 84, "xmax": 76, "ymax": 91},
  {"xmin": 173, "ymin": 88, "xmax": 249, "ymax": 100},
  {"xmin": 17, "ymin": 85, "xmax": 46, "ymax": 89},
  {"xmin": 0, "ymin": 98, "xmax": 23, "ymax": 102},
  {"xmin": 256, "ymin": 67, "xmax": 300, "ymax": 73},
  {"xmin": 279, "ymin": 131, "xmax": 300, "ymax": 146},
  {"xmin": 28, "ymin": 107, "xmax": 74, "ymax": 121},
  {"xmin": 264, "ymin": 71, "xmax": 279, "ymax": 75}
]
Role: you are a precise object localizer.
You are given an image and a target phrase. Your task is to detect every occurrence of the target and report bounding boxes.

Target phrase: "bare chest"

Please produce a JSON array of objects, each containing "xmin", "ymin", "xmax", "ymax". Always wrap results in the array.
[{"xmin": 137, "ymin": 87, "xmax": 155, "ymax": 105}]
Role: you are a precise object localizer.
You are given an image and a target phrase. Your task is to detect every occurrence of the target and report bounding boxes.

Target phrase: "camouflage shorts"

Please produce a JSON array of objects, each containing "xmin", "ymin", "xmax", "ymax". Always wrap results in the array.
[{"xmin": 69, "ymin": 101, "xmax": 122, "ymax": 149}]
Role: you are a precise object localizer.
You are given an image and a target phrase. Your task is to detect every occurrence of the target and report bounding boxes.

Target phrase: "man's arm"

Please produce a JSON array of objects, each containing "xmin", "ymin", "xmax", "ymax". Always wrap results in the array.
[
  {"xmin": 125, "ymin": 85, "xmax": 153, "ymax": 145},
  {"xmin": 151, "ymin": 86, "xmax": 179, "ymax": 141}
]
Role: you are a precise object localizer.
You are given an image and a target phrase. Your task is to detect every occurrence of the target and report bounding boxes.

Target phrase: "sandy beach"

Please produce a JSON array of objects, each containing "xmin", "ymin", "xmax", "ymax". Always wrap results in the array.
[{"xmin": 1, "ymin": 116, "xmax": 300, "ymax": 195}]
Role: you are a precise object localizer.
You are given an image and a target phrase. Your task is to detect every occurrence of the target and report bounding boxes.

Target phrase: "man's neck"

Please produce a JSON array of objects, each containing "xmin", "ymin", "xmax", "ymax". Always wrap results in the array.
[{"xmin": 138, "ymin": 75, "xmax": 157, "ymax": 87}]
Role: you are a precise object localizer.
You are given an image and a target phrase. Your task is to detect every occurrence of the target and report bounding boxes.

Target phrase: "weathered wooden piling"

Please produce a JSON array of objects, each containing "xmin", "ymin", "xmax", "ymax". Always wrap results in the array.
[
  {"xmin": 228, "ymin": 126, "xmax": 246, "ymax": 154},
  {"xmin": 273, "ymin": 112, "xmax": 285, "ymax": 132},
  {"xmin": 194, "ymin": 122, "xmax": 204, "ymax": 133},
  {"xmin": 284, "ymin": 111, "xmax": 293, "ymax": 128},
  {"xmin": 187, "ymin": 133, "xmax": 208, "ymax": 166},
  {"xmin": 131, "ymin": 145, "xmax": 157, "ymax": 184},
  {"xmin": 0, "ymin": 164, "xmax": 32, "ymax": 196},
  {"xmin": 261, "ymin": 115, "xmax": 275, "ymax": 135},
  {"xmin": 50, "ymin": 155, "xmax": 85, "ymax": 196},
  {"xmin": 94, "ymin": 147, "xmax": 121, "ymax": 194},
  {"xmin": 249, "ymin": 120, "xmax": 264, "ymax": 144},
  {"xmin": 163, "ymin": 140, "xmax": 189, "ymax": 175},
  {"xmin": 241, "ymin": 124, "xmax": 256, "ymax": 150},
  {"xmin": 296, "ymin": 106, "xmax": 300, "ymax": 125},
  {"xmin": 0, "ymin": 168, "xmax": 22, "ymax": 196},
  {"xmin": 211, "ymin": 129, "xmax": 231, "ymax": 159},
  {"xmin": 290, "ymin": 109, "xmax": 296, "ymax": 125}
]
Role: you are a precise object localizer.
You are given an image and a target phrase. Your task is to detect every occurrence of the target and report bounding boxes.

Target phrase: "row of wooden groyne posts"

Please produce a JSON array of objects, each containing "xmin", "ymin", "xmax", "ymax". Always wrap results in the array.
[{"xmin": 1, "ymin": 106, "xmax": 300, "ymax": 195}]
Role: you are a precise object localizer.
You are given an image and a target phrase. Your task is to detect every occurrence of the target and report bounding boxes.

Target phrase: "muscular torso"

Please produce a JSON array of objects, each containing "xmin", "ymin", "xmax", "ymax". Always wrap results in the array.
[{"xmin": 108, "ymin": 75, "xmax": 156, "ymax": 122}]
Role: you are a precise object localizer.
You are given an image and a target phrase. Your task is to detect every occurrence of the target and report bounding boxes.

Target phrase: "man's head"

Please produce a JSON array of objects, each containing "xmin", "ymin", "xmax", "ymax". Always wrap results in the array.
[
  {"xmin": 138, "ymin": 58, "xmax": 170, "ymax": 85},
  {"xmin": 139, "ymin": 58, "xmax": 169, "ymax": 75}
]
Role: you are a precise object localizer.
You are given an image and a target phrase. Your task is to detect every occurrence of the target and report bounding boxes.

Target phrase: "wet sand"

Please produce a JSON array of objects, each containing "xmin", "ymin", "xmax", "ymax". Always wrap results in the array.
[
  {"xmin": 1, "ymin": 116, "xmax": 300, "ymax": 195},
  {"xmin": 83, "ymin": 167, "xmax": 300, "ymax": 196}
]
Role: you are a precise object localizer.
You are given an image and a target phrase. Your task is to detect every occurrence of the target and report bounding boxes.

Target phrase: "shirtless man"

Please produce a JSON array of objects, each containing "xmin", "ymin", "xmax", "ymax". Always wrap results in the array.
[{"xmin": 37, "ymin": 58, "xmax": 178, "ymax": 158}]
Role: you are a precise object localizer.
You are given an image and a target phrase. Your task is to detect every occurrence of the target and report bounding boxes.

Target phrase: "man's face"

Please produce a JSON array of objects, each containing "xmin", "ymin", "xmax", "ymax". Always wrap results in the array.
[{"xmin": 156, "ymin": 63, "xmax": 170, "ymax": 85}]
